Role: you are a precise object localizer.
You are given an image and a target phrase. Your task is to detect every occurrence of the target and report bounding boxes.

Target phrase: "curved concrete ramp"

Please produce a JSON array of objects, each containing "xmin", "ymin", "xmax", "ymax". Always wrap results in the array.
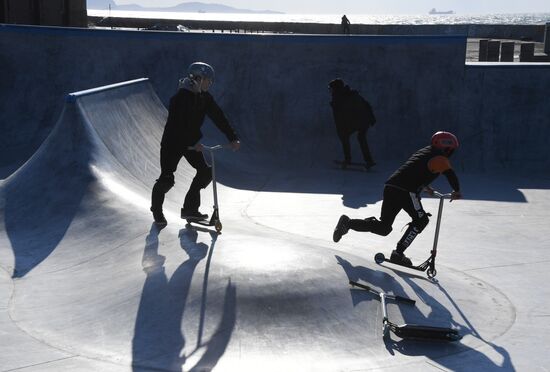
[{"xmin": 1, "ymin": 79, "xmax": 549, "ymax": 371}]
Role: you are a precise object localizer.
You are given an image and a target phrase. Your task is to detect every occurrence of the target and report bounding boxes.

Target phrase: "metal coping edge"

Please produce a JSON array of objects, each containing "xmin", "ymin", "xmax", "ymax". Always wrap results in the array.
[{"xmin": 65, "ymin": 78, "xmax": 149, "ymax": 102}]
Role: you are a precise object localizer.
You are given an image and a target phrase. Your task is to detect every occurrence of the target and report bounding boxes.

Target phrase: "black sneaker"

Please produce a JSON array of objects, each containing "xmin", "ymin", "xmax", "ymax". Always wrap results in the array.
[
  {"xmin": 150, "ymin": 207, "xmax": 167, "ymax": 225},
  {"xmin": 181, "ymin": 209, "xmax": 208, "ymax": 220},
  {"xmin": 365, "ymin": 161, "xmax": 376, "ymax": 170},
  {"xmin": 390, "ymin": 250, "xmax": 413, "ymax": 267},
  {"xmin": 333, "ymin": 215, "xmax": 350, "ymax": 242},
  {"xmin": 341, "ymin": 161, "xmax": 350, "ymax": 170}
]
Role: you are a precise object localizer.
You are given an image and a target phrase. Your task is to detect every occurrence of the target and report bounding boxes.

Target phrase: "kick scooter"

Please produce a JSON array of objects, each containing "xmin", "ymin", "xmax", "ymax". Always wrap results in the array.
[
  {"xmin": 374, "ymin": 191, "xmax": 452, "ymax": 279},
  {"xmin": 184, "ymin": 144, "xmax": 226, "ymax": 233},
  {"xmin": 349, "ymin": 280, "xmax": 461, "ymax": 341}
]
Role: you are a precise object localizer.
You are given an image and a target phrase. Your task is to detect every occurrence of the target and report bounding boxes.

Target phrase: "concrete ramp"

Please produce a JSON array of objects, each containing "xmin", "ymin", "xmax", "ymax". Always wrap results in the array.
[{"xmin": 1, "ymin": 79, "xmax": 549, "ymax": 371}]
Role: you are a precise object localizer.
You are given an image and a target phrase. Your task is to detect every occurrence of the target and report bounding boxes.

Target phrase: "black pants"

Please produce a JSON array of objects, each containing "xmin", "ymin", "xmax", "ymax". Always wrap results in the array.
[
  {"xmin": 339, "ymin": 128, "xmax": 374, "ymax": 164},
  {"xmin": 151, "ymin": 145, "xmax": 212, "ymax": 212},
  {"xmin": 348, "ymin": 185, "xmax": 429, "ymax": 253}
]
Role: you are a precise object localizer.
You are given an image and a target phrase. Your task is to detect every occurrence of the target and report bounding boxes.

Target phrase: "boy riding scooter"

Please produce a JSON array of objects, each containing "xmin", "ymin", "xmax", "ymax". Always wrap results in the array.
[
  {"xmin": 333, "ymin": 131, "xmax": 462, "ymax": 266},
  {"xmin": 150, "ymin": 62, "xmax": 240, "ymax": 225}
]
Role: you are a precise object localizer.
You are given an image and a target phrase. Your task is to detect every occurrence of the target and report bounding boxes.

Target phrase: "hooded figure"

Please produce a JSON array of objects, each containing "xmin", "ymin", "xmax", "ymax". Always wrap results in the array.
[
  {"xmin": 150, "ymin": 62, "xmax": 240, "ymax": 225},
  {"xmin": 329, "ymin": 78, "xmax": 376, "ymax": 169}
]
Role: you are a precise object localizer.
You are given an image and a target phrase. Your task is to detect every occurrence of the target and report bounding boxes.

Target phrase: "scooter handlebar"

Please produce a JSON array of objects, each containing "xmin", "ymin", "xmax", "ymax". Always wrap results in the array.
[
  {"xmin": 432, "ymin": 191, "xmax": 453, "ymax": 199},
  {"xmin": 350, "ymin": 281, "xmax": 416, "ymax": 305},
  {"xmin": 187, "ymin": 144, "xmax": 227, "ymax": 151}
]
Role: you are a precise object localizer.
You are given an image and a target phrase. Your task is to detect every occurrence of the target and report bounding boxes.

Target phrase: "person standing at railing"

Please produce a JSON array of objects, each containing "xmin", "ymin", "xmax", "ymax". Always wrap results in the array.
[
  {"xmin": 332, "ymin": 132, "xmax": 462, "ymax": 266},
  {"xmin": 150, "ymin": 62, "xmax": 240, "ymax": 225},
  {"xmin": 341, "ymin": 15, "xmax": 351, "ymax": 34}
]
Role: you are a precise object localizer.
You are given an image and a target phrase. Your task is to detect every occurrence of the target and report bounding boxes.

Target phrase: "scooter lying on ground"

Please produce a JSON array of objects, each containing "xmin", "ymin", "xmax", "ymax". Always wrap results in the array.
[
  {"xmin": 184, "ymin": 144, "xmax": 226, "ymax": 233},
  {"xmin": 349, "ymin": 280, "xmax": 462, "ymax": 341},
  {"xmin": 374, "ymin": 191, "xmax": 452, "ymax": 279}
]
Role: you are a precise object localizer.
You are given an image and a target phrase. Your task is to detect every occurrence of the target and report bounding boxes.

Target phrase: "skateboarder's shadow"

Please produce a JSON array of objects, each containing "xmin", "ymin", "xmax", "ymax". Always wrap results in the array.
[
  {"xmin": 337, "ymin": 172, "xmax": 384, "ymax": 209},
  {"xmin": 340, "ymin": 188, "xmax": 379, "ymax": 209}
]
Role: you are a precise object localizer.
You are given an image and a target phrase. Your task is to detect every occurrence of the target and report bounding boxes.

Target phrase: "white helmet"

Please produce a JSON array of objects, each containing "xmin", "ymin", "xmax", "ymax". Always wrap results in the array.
[{"xmin": 187, "ymin": 62, "xmax": 215, "ymax": 81}]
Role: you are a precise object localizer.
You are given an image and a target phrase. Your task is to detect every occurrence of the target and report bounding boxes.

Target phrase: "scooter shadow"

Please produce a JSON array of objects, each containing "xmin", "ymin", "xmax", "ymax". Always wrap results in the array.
[
  {"xmin": 336, "ymin": 256, "xmax": 466, "ymax": 356},
  {"xmin": 374, "ymin": 261, "xmax": 436, "ymax": 283},
  {"xmin": 184, "ymin": 222, "xmax": 221, "ymax": 235}
]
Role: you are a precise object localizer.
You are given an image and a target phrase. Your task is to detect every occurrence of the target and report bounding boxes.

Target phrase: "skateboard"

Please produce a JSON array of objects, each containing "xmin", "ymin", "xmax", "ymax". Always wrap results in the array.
[{"xmin": 333, "ymin": 160, "xmax": 373, "ymax": 171}]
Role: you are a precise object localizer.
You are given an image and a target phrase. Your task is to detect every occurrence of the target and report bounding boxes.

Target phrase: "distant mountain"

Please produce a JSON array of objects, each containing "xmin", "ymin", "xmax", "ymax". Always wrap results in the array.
[
  {"xmin": 87, "ymin": 0, "xmax": 283, "ymax": 14},
  {"xmin": 88, "ymin": 0, "xmax": 116, "ymax": 9}
]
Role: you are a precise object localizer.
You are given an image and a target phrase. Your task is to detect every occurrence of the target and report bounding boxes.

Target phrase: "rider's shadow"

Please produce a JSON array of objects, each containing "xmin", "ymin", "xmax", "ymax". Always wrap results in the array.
[
  {"xmin": 336, "ymin": 255, "xmax": 515, "ymax": 369},
  {"xmin": 336, "ymin": 255, "xmax": 415, "ymax": 308},
  {"xmin": 180, "ymin": 227, "xmax": 237, "ymax": 372},
  {"xmin": 384, "ymin": 275, "xmax": 514, "ymax": 370},
  {"xmin": 336, "ymin": 256, "xmax": 458, "ymax": 351},
  {"xmin": 132, "ymin": 224, "xmax": 236, "ymax": 371}
]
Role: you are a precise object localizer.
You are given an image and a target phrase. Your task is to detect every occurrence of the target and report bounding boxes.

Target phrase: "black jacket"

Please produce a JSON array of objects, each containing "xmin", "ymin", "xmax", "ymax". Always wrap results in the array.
[
  {"xmin": 161, "ymin": 88, "xmax": 238, "ymax": 148},
  {"xmin": 386, "ymin": 146, "xmax": 460, "ymax": 194},
  {"xmin": 330, "ymin": 86, "xmax": 376, "ymax": 136}
]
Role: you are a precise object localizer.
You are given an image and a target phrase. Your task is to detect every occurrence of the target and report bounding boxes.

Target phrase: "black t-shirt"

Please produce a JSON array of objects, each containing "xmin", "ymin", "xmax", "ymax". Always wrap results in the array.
[
  {"xmin": 386, "ymin": 145, "xmax": 460, "ymax": 193},
  {"xmin": 161, "ymin": 88, "xmax": 238, "ymax": 148},
  {"xmin": 330, "ymin": 87, "xmax": 376, "ymax": 135}
]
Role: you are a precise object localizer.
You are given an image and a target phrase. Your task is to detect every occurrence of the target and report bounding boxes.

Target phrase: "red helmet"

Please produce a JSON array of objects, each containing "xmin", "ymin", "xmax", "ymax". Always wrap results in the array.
[{"xmin": 431, "ymin": 131, "xmax": 459, "ymax": 150}]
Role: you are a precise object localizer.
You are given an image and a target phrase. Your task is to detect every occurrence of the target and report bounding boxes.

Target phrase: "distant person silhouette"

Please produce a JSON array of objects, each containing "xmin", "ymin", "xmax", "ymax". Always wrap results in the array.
[
  {"xmin": 329, "ymin": 78, "xmax": 376, "ymax": 170},
  {"xmin": 150, "ymin": 62, "xmax": 240, "ymax": 225},
  {"xmin": 341, "ymin": 15, "xmax": 351, "ymax": 34},
  {"xmin": 333, "ymin": 132, "xmax": 462, "ymax": 267}
]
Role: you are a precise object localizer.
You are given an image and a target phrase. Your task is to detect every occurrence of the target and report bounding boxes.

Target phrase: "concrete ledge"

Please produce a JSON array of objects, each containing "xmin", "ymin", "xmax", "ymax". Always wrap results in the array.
[
  {"xmin": 466, "ymin": 62, "xmax": 550, "ymax": 68},
  {"xmin": 87, "ymin": 16, "xmax": 545, "ymax": 41}
]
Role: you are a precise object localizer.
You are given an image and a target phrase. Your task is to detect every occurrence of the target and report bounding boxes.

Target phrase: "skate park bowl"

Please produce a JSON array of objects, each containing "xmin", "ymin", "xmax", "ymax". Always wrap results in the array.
[{"xmin": 1, "ymin": 25, "xmax": 550, "ymax": 371}]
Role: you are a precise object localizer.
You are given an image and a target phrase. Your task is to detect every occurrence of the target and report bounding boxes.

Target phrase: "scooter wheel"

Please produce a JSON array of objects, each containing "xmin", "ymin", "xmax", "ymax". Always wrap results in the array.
[
  {"xmin": 374, "ymin": 253, "xmax": 385, "ymax": 264},
  {"xmin": 215, "ymin": 221, "xmax": 222, "ymax": 232},
  {"xmin": 446, "ymin": 331, "xmax": 462, "ymax": 342},
  {"xmin": 427, "ymin": 268, "xmax": 437, "ymax": 278},
  {"xmin": 382, "ymin": 322, "xmax": 390, "ymax": 337}
]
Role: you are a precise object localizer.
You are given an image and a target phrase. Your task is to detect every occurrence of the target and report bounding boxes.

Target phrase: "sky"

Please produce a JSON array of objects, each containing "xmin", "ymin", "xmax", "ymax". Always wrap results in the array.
[{"xmin": 113, "ymin": 0, "xmax": 550, "ymax": 14}]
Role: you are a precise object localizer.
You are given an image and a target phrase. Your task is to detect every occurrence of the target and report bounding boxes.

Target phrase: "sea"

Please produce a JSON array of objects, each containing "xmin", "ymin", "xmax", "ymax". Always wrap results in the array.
[{"xmin": 88, "ymin": 9, "xmax": 550, "ymax": 25}]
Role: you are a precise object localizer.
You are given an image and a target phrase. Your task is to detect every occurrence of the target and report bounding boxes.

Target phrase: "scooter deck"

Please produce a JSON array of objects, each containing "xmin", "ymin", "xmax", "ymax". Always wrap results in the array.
[
  {"xmin": 184, "ymin": 215, "xmax": 208, "ymax": 222},
  {"xmin": 334, "ymin": 160, "xmax": 366, "ymax": 167},
  {"xmin": 374, "ymin": 252, "xmax": 437, "ymax": 278},
  {"xmin": 185, "ymin": 216, "xmax": 222, "ymax": 233},
  {"xmin": 350, "ymin": 280, "xmax": 459, "ymax": 341},
  {"xmin": 333, "ymin": 160, "xmax": 373, "ymax": 172},
  {"xmin": 391, "ymin": 322, "xmax": 462, "ymax": 341}
]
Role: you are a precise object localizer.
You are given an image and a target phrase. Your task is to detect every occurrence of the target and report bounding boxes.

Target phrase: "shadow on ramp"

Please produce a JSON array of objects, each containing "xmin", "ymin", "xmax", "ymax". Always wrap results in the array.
[
  {"xmin": 336, "ymin": 255, "xmax": 515, "ymax": 370},
  {"xmin": 3, "ymin": 103, "xmax": 93, "ymax": 278},
  {"xmin": 132, "ymin": 224, "xmax": 236, "ymax": 371},
  {"xmin": 0, "ymin": 78, "xmax": 191, "ymax": 278}
]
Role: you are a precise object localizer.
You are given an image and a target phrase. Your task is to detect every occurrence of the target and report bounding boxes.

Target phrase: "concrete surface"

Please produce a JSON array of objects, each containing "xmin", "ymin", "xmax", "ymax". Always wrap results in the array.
[
  {"xmin": 1, "ymin": 77, "xmax": 550, "ymax": 371},
  {"xmin": 1, "ymin": 24, "xmax": 550, "ymax": 371}
]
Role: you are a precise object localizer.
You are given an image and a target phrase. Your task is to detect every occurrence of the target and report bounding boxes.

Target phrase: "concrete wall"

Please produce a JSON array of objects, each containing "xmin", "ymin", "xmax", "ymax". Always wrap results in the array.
[
  {"xmin": 459, "ymin": 64, "xmax": 550, "ymax": 170},
  {"xmin": 90, "ymin": 16, "xmax": 547, "ymax": 42},
  {"xmin": 1, "ymin": 24, "xmax": 549, "ymax": 173}
]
